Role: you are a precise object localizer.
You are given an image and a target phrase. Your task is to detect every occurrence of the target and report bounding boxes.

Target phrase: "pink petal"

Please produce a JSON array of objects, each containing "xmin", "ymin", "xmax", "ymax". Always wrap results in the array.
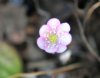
[
  {"xmin": 39, "ymin": 25, "xmax": 49, "ymax": 37},
  {"xmin": 37, "ymin": 37, "xmax": 45, "ymax": 49},
  {"xmin": 58, "ymin": 23, "xmax": 70, "ymax": 32},
  {"xmin": 59, "ymin": 33, "xmax": 72, "ymax": 45},
  {"xmin": 47, "ymin": 18, "xmax": 60, "ymax": 29},
  {"xmin": 57, "ymin": 45, "xmax": 67, "ymax": 53},
  {"xmin": 45, "ymin": 45, "xmax": 57, "ymax": 54}
]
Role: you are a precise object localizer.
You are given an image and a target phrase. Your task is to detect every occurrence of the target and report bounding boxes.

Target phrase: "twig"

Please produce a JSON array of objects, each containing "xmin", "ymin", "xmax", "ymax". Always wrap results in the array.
[
  {"xmin": 33, "ymin": 0, "xmax": 50, "ymax": 24},
  {"xmin": 9, "ymin": 63, "xmax": 82, "ymax": 78},
  {"xmin": 84, "ymin": 2, "xmax": 100, "ymax": 26},
  {"xmin": 73, "ymin": 1, "xmax": 100, "ymax": 62}
]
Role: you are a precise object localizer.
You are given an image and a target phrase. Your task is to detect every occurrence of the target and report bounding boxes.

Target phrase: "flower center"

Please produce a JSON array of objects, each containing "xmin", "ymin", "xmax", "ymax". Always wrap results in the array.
[{"xmin": 48, "ymin": 34, "xmax": 57, "ymax": 44}]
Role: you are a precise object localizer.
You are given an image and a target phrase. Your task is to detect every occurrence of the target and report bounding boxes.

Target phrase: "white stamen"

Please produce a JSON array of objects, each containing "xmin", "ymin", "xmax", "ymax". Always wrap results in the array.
[{"xmin": 50, "ymin": 31, "xmax": 52, "ymax": 34}]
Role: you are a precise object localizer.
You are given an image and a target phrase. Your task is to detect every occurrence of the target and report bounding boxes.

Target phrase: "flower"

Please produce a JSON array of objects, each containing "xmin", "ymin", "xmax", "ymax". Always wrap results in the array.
[{"xmin": 37, "ymin": 18, "xmax": 72, "ymax": 54}]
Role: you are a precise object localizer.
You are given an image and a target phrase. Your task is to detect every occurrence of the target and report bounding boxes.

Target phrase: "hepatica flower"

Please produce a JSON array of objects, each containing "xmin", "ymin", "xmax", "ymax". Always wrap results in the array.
[{"xmin": 37, "ymin": 18, "xmax": 72, "ymax": 54}]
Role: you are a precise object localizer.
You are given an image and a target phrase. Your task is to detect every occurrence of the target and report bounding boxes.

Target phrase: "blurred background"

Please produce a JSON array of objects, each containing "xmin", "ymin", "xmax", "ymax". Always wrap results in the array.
[{"xmin": 0, "ymin": 0, "xmax": 100, "ymax": 78}]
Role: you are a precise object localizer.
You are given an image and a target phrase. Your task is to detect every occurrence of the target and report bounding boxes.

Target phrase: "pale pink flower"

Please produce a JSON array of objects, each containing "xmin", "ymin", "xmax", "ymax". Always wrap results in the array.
[{"xmin": 37, "ymin": 18, "xmax": 72, "ymax": 54}]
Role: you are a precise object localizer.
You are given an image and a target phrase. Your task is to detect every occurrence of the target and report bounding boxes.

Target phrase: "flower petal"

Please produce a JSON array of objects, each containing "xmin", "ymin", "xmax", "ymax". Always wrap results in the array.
[
  {"xmin": 57, "ymin": 45, "xmax": 67, "ymax": 53},
  {"xmin": 47, "ymin": 18, "xmax": 60, "ymax": 29},
  {"xmin": 37, "ymin": 37, "xmax": 45, "ymax": 49},
  {"xmin": 59, "ymin": 33, "xmax": 72, "ymax": 45},
  {"xmin": 58, "ymin": 23, "xmax": 70, "ymax": 32},
  {"xmin": 39, "ymin": 25, "xmax": 49, "ymax": 37},
  {"xmin": 45, "ymin": 45, "xmax": 57, "ymax": 54}
]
